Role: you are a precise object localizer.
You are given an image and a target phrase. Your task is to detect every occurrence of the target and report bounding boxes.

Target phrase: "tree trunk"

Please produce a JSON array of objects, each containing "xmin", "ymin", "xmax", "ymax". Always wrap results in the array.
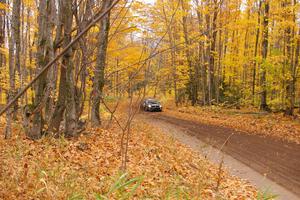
[
  {"xmin": 196, "ymin": 0, "xmax": 207, "ymax": 105},
  {"xmin": 210, "ymin": 0, "xmax": 218, "ymax": 104},
  {"xmin": 28, "ymin": 0, "xmax": 53, "ymax": 139},
  {"xmin": 180, "ymin": 0, "xmax": 197, "ymax": 105},
  {"xmin": 216, "ymin": 24, "xmax": 222, "ymax": 104},
  {"xmin": 162, "ymin": 4, "xmax": 178, "ymax": 106},
  {"xmin": 260, "ymin": 0, "xmax": 269, "ymax": 111},
  {"xmin": 45, "ymin": 0, "xmax": 58, "ymax": 122},
  {"xmin": 13, "ymin": 0, "xmax": 21, "ymax": 118},
  {"xmin": 61, "ymin": 0, "xmax": 77, "ymax": 136},
  {"xmin": 49, "ymin": 0, "xmax": 77, "ymax": 135},
  {"xmin": 296, "ymin": 29, "xmax": 300, "ymax": 113},
  {"xmin": 74, "ymin": 0, "xmax": 92, "ymax": 119},
  {"xmin": 6, "ymin": 0, "xmax": 20, "ymax": 138},
  {"xmin": 285, "ymin": 0, "xmax": 298, "ymax": 115},
  {"xmin": 205, "ymin": 0, "xmax": 217, "ymax": 105},
  {"xmin": 253, "ymin": 0, "xmax": 262, "ymax": 105},
  {"xmin": 91, "ymin": 0, "xmax": 112, "ymax": 126},
  {"xmin": 0, "ymin": 0, "xmax": 5, "ymax": 69}
]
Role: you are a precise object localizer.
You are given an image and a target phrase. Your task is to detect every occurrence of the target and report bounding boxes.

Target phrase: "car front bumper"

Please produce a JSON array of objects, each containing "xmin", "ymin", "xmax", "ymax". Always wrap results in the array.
[{"xmin": 148, "ymin": 107, "xmax": 162, "ymax": 111}]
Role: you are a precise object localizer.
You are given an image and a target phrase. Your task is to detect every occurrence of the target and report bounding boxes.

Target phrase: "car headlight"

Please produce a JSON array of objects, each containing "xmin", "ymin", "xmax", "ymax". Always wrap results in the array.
[
  {"xmin": 160, "ymin": 105, "xmax": 162, "ymax": 108},
  {"xmin": 148, "ymin": 105, "xmax": 152, "ymax": 108}
]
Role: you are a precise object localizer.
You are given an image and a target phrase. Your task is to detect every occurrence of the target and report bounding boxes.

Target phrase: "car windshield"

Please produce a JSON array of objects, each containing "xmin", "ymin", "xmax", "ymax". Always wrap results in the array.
[{"xmin": 147, "ymin": 100, "xmax": 159, "ymax": 104}]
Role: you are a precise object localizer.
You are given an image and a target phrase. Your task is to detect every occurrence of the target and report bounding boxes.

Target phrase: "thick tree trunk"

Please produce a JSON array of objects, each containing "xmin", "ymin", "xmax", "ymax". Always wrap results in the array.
[
  {"xmin": 48, "ymin": 0, "xmax": 63, "ymax": 132},
  {"xmin": 49, "ymin": 67, "xmax": 66, "ymax": 133},
  {"xmin": 45, "ymin": 0, "xmax": 57, "ymax": 122},
  {"xmin": 28, "ymin": 0, "xmax": 53, "ymax": 139},
  {"xmin": 260, "ymin": 0, "xmax": 269, "ymax": 111},
  {"xmin": 63, "ymin": 0, "xmax": 77, "ymax": 136},
  {"xmin": 49, "ymin": 0, "xmax": 77, "ymax": 135},
  {"xmin": 91, "ymin": 0, "xmax": 112, "ymax": 126}
]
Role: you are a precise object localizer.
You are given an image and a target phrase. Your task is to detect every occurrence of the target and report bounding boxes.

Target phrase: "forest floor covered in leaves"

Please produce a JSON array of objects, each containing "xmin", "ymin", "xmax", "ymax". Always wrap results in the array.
[
  {"xmin": 163, "ymin": 105, "xmax": 300, "ymax": 144},
  {"xmin": 0, "ymin": 116, "xmax": 258, "ymax": 199}
]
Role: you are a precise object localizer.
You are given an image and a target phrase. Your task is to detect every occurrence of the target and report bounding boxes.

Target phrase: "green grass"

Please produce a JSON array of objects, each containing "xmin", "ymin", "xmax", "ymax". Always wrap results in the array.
[
  {"xmin": 257, "ymin": 188, "xmax": 278, "ymax": 200},
  {"xmin": 95, "ymin": 172, "xmax": 143, "ymax": 200}
]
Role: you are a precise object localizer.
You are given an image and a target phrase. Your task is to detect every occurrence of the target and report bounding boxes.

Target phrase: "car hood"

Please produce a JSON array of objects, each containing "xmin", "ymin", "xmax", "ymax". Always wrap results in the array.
[{"xmin": 149, "ymin": 103, "xmax": 160, "ymax": 106}]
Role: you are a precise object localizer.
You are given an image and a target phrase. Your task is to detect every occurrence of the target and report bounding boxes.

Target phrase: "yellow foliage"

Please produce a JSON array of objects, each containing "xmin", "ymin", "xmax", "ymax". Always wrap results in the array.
[{"xmin": 0, "ymin": 2, "xmax": 9, "ymax": 11}]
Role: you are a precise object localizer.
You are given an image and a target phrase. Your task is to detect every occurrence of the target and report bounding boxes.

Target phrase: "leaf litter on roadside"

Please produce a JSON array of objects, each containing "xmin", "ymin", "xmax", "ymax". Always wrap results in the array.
[
  {"xmin": 165, "ymin": 105, "xmax": 300, "ymax": 144},
  {"xmin": 0, "ymin": 118, "xmax": 260, "ymax": 199}
]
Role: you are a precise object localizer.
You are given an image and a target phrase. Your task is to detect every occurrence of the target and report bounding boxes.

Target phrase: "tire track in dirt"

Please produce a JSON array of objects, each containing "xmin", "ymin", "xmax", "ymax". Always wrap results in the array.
[{"xmin": 142, "ymin": 112, "xmax": 300, "ymax": 199}]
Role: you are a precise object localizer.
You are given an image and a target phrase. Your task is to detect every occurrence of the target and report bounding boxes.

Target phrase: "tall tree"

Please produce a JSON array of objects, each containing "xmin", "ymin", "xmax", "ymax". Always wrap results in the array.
[
  {"xmin": 285, "ymin": 0, "xmax": 298, "ymax": 115},
  {"xmin": 0, "ymin": 0, "xmax": 5, "ymax": 69},
  {"xmin": 0, "ymin": 0, "xmax": 6, "ymax": 102},
  {"xmin": 205, "ymin": 0, "xmax": 218, "ymax": 105},
  {"xmin": 91, "ymin": 0, "xmax": 113, "ymax": 126},
  {"xmin": 252, "ymin": 0, "xmax": 262, "ymax": 104},
  {"xmin": 260, "ymin": 0, "xmax": 269, "ymax": 111},
  {"xmin": 180, "ymin": 0, "xmax": 197, "ymax": 105},
  {"xmin": 28, "ymin": 0, "xmax": 53, "ymax": 139},
  {"xmin": 5, "ymin": 0, "xmax": 20, "ymax": 138},
  {"xmin": 63, "ymin": 0, "xmax": 77, "ymax": 136},
  {"xmin": 49, "ymin": 0, "xmax": 77, "ymax": 135},
  {"xmin": 161, "ymin": 1, "xmax": 178, "ymax": 106},
  {"xmin": 195, "ymin": 0, "xmax": 207, "ymax": 105}
]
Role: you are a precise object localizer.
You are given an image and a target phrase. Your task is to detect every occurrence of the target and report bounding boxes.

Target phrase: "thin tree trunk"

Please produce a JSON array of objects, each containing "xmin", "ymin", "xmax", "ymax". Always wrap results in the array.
[
  {"xmin": 196, "ymin": 0, "xmax": 207, "ymax": 105},
  {"xmin": 285, "ymin": 0, "xmax": 298, "ymax": 115},
  {"xmin": 180, "ymin": 0, "xmax": 197, "ymax": 105},
  {"xmin": 216, "ymin": 25, "xmax": 222, "ymax": 104},
  {"xmin": 74, "ymin": 0, "xmax": 92, "ymax": 118},
  {"xmin": 253, "ymin": 0, "xmax": 262, "ymax": 105},
  {"xmin": 0, "ymin": 0, "xmax": 6, "ymax": 103},
  {"xmin": 13, "ymin": 0, "xmax": 20, "ymax": 118},
  {"xmin": 205, "ymin": 0, "xmax": 217, "ymax": 105},
  {"xmin": 6, "ymin": 0, "xmax": 20, "ymax": 138},
  {"xmin": 260, "ymin": 0, "xmax": 269, "ymax": 111},
  {"xmin": 91, "ymin": 0, "xmax": 112, "ymax": 126},
  {"xmin": 295, "ymin": 29, "xmax": 300, "ymax": 113}
]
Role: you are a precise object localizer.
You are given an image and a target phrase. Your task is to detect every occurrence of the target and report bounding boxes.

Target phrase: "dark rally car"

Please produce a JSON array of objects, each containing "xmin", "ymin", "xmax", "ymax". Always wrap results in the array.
[{"xmin": 141, "ymin": 98, "xmax": 162, "ymax": 112}]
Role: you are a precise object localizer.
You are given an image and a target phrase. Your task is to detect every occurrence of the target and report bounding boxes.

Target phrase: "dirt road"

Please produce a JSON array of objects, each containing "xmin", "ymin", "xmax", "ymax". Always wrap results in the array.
[{"xmin": 142, "ymin": 112, "xmax": 300, "ymax": 199}]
